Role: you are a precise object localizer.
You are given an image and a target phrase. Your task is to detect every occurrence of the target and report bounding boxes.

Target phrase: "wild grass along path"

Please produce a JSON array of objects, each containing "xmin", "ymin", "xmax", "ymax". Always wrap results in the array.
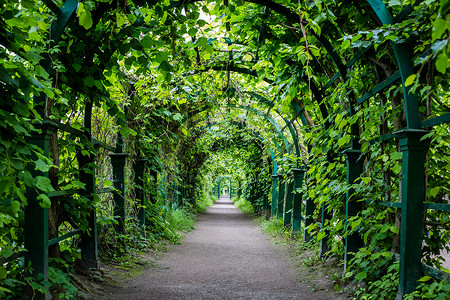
[{"xmin": 94, "ymin": 196, "xmax": 348, "ymax": 299}]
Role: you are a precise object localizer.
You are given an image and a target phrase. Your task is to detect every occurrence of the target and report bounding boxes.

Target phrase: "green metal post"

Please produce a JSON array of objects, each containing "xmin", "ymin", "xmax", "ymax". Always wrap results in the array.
[
  {"xmin": 134, "ymin": 158, "xmax": 148, "ymax": 229},
  {"xmin": 395, "ymin": 129, "xmax": 428, "ymax": 299},
  {"xmin": 79, "ymin": 100, "xmax": 98, "ymax": 270},
  {"xmin": 343, "ymin": 149, "xmax": 364, "ymax": 270},
  {"xmin": 319, "ymin": 203, "xmax": 332, "ymax": 258},
  {"xmin": 277, "ymin": 175, "xmax": 285, "ymax": 220},
  {"xmin": 149, "ymin": 169, "xmax": 157, "ymax": 204},
  {"xmin": 291, "ymin": 168, "xmax": 305, "ymax": 237},
  {"xmin": 24, "ymin": 123, "xmax": 53, "ymax": 298},
  {"xmin": 263, "ymin": 194, "xmax": 270, "ymax": 220},
  {"xmin": 283, "ymin": 176, "xmax": 294, "ymax": 227},
  {"xmin": 110, "ymin": 152, "xmax": 128, "ymax": 234},
  {"xmin": 271, "ymin": 174, "xmax": 279, "ymax": 217},
  {"xmin": 304, "ymin": 169, "xmax": 314, "ymax": 242}
]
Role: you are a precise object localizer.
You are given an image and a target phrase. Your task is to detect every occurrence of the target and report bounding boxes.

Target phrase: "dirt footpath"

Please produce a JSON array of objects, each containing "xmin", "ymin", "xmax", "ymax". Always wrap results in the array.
[{"xmin": 94, "ymin": 196, "xmax": 348, "ymax": 300}]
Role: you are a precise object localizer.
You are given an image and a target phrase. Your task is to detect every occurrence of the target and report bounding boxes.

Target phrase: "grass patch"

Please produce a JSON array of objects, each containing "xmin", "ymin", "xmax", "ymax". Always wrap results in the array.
[
  {"xmin": 233, "ymin": 197, "xmax": 255, "ymax": 216},
  {"xmin": 256, "ymin": 216, "xmax": 354, "ymax": 297},
  {"xmin": 194, "ymin": 196, "xmax": 215, "ymax": 214}
]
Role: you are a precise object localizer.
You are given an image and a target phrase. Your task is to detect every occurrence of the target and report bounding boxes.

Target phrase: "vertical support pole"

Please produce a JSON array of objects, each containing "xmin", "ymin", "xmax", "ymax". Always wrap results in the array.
[
  {"xmin": 110, "ymin": 152, "xmax": 128, "ymax": 234},
  {"xmin": 149, "ymin": 169, "xmax": 157, "ymax": 204},
  {"xmin": 291, "ymin": 168, "xmax": 305, "ymax": 237},
  {"xmin": 24, "ymin": 123, "xmax": 53, "ymax": 299},
  {"xmin": 304, "ymin": 175, "xmax": 314, "ymax": 242},
  {"xmin": 263, "ymin": 194, "xmax": 270, "ymax": 220},
  {"xmin": 271, "ymin": 174, "xmax": 279, "ymax": 217},
  {"xmin": 343, "ymin": 149, "xmax": 364, "ymax": 270},
  {"xmin": 229, "ymin": 178, "xmax": 233, "ymax": 200},
  {"xmin": 395, "ymin": 129, "xmax": 428, "ymax": 299},
  {"xmin": 319, "ymin": 203, "xmax": 332, "ymax": 257},
  {"xmin": 277, "ymin": 175, "xmax": 285, "ymax": 220},
  {"xmin": 134, "ymin": 158, "xmax": 147, "ymax": 229},
  {"xmin": 218, "ymin": 178, "xmax": 221, "ymax": 199},
  {"xmin": 79, "ymin": 100, "xmax": 97, "ymax": 270},
  {"xmin": 283, "ymin": 176, "xmax": 294, "ymax": 227}
]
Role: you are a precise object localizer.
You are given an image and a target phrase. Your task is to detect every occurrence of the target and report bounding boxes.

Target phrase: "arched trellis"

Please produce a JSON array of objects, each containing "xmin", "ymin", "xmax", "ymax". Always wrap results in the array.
[
  {"xmin": 217, "ymin": 176, "xmax": 232, "ymax": 199},
  {"xmin": 227, "ymin": 104, "xmax": 291, "ymax": 156},
  {"xmin": 12, "ymin": 1, "xmax": 449, "ymax": 299},
  {"xmin": 192, "ymin": 119, "xmax": 279, "ymax": 169},
  {"xmin": 192, "ymin": 119, "xmax": 279, "ymax": 216}
]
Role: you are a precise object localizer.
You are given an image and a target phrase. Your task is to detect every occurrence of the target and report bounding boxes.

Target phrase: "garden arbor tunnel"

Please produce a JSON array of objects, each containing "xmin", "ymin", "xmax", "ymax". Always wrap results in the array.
[{"xmin": 2, "ymin": 0, "xmax": 450, "ymax": 299}]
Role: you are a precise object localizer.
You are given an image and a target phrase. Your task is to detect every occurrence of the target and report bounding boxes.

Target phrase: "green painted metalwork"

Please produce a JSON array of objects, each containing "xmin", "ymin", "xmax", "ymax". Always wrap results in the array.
[
  {"xmin": 395, "ymin": 129, "xmax": 429, "ymax": 298},
  {"xmin": 218, "ymin": 176, "xmax": 232, "ymax": 199},
  {"xmin": 291, "ymin": 168, "xmax": 305, "ymax": 237},
  {"xmin": 262, "ymin": 194, "xmax": 270, "ymax": 219},
  {"xmin": 421, "ymin": 113, "xmax": 450, "ymax": 128},
  {"xmin": 283, "ymin": 177, "xmax": 294, "ymax": 227},
  {"xmin": 271, "ymin": 174, "xmax": 279, "ymax": 217},
  {"xmin": 319, "ymin": 203, "xmax": 332, "ymax": 258},
  {"xmin": 78, "ymin": 100, "xmax": 98, "ymax": 270},
  {"xmin": 277, "ymin": 176, "xmax": 285, "ymax": 219},
  {"xmin": 110, "ymin": 152, "xmax": 129, "ymax": 234},
  {"xmin": 24, "ymin": 123, "xmax": 53, "ymax": 297},
  {"xmin": 50, "ymin": 0, "xmax": 79, "ymax": 45},
  {"xmin": 227, "ymin": 104, "xmax": 291, "ymax": 154},
  {"xmin": 367, "ymin": 0, "xmax": 421, "ymax": 129},
  {"xmin": 343, "ymin": 149, "xmax": 364, "ymax": 270},
  {"xmin": 48, "ymin": 229, "xmax": 82, "ymax": 246},
  {"xmin": 249, "ymin": 93, "xmax": 301, "ymax": 158},
  {"xmin": 357, "ymin": 72, "xmax": 401, "ymax": 104},
  {"xmin": 134, "ymin": 158, "xmax": 148, "ymax": 229},
  {"xmin": 423, "ymin": 202, "xmax": 450, "ymax": 212},
  {"xmin": 47, "ymin": 189, "xmax": 76, "ymax": 198},
  {"xmin": 323, "ymin": 72, "xmax": 341, "ymax": 91}
]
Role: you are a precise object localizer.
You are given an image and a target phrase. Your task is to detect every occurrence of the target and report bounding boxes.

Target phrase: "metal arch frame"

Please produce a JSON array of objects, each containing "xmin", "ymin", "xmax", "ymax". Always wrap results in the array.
[
  {"xmin": 365, "ymin": 1, "xmax": 427, "ymax": 298},
  {"xmin": 249, "ymin": 92, "xmax": 301, "ymax": 158},
  {"xmin": 366, "ymin": 0, "xmax": 421, "ymax": 129},
  {"xmin": 185, "ymin": 62, "xmax": 330, "ymax": 129},
  {"xmin": 217, "ymin": 176, "xmax": 232, "ymax": 199},
  {"xmin": 226, "ymin": 104, "xmax": 291, "ymax": 156},
  {"xmin": 192, "ymin": 119, "xmax": 279, "ymax": 175}
]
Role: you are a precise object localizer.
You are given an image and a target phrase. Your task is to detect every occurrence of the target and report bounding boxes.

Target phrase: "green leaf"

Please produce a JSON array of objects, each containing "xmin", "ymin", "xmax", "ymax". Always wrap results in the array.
[
  {"xmin": 159, "ymin": 60, "xmax": 173, "ymax": 72},
  {"xmin": 72, "ymin": 63, "xmax": 81, "ymax": 72},
  {"xmin": 440, "ymin": 0, "xmax": 450, "ymax": 14},
  {"xmin": 436, "ymin": 52, "xmax": 448, "ymax": 74},
  {"xmin": 35, "ymin": 176, "xmax": 54, "ymax": 193},
  {"xmin": 430, "ymin": 186, "xmax": 440, "ymax": 197},
  {"xmin": 37, "ymin": 194, "xmax": 51, "ymax": 208},
  {"xmin": 116, "ymin": 12, "xmax": 126, "ymax": 27},
  {"xmin": 418, "ymin": 275, "xmax": 432, "ymax": 282},
  {"xmin": 338, "ymin": 135, "xmax": 351, "ymax": 147},
  {"xmin": 355, "ymin": 271, "xmax": 367, "ymax": 281},
  {"xmin": 182, "ymin": 128, "xmax": 188, "ymax": 135},
  {"xmin": 71, "ymin": 180, "xmax": 86, "ymax": 189},
  {"xmin": 77, "ymin": 4, "xmax": 93, "ymax": 30},
  {"xmin": 197, "ymin": 37, "xmax": 208, "ymax": 48},
  {"xmin": 392, "ymin": 164, "xmax": 402, "ymax": 175},
  {"xmin": 83, "ymin": 75, "xmax": 95, "ymax": 87},
  {"xmin": 141, "ymin": 35, "xmax": 153, "ymax": 48},
  {"xmin": 10, "ymin": 201, "xmax": 20, "ymax": 216},
  {"xmin": 120, "ymin": 126, "xmax": 137, "ymax": 137},
  {"xmin": 0, "ymin": 266, "xmax": 7, "ymax": 280},
  {"xmin": 432, "ymin": 18, "xmax": 447, "ymax": 41},
  {"xmin": 404, "ymin": 74, "xmax": 416, "ymax": 87},
  {"xmin": 431, "ymin": 39, "xmax": 447, "ymax": 56}
]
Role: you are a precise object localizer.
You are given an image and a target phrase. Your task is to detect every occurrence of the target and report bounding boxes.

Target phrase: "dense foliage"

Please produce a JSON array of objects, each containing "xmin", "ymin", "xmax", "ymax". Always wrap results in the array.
[{"xmin": 1, "ymin": 0, "xmax": 449, "ymax": 298}]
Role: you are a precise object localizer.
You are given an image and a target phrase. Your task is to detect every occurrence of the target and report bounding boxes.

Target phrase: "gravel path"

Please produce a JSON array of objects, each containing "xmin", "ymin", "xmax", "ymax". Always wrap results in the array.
[{"xmin": 97, "ymin": 196, "xmax": 345, "ymax": 300}]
